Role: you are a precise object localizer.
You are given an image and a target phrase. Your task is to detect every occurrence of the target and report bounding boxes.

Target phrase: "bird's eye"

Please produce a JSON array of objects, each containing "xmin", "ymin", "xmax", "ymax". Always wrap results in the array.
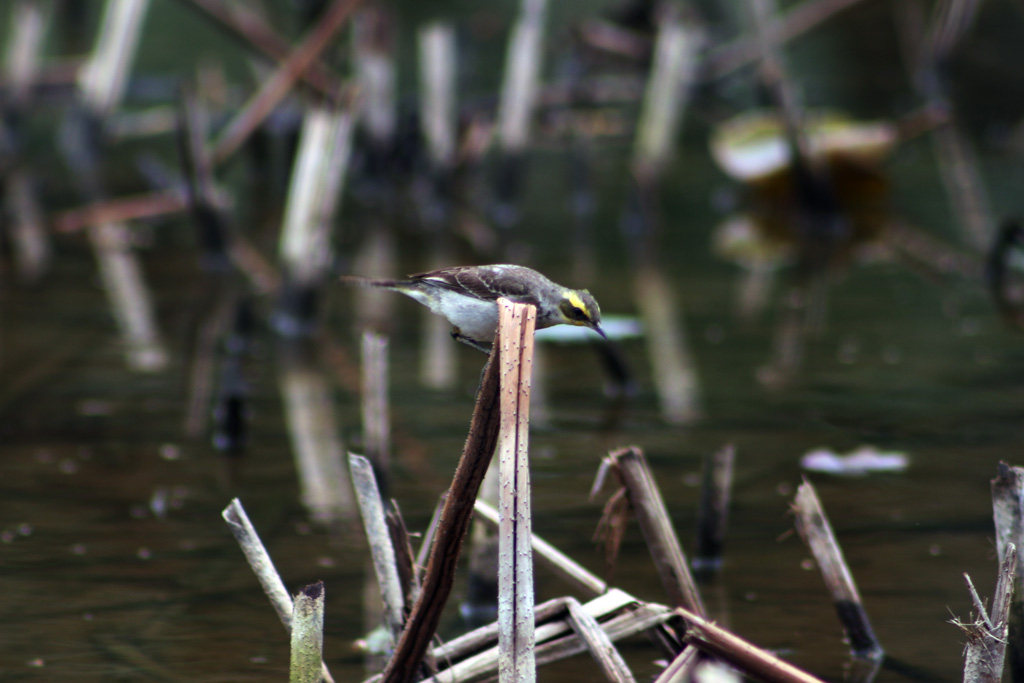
[{"xmin": 560, "ymin": 300, "xmax": 588, "ymax": 321}]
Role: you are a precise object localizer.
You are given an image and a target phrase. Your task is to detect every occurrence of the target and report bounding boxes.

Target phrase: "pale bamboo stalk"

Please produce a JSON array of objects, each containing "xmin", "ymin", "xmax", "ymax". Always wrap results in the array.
[
  {"xmin": 279, "ymin": 104, "xmax": 354, "ymax": 288},
  {"xmin": 290, "ymin": 581, "xmax": 326, "ymax": 683},
  {"xmin": 792, "ymin": 479, "xmax": 882, "ymax": 659},
  {"xmin": 633, "ymin": 8, "xmax": 702, "ymax": 175},
  {"xmin": 350, "ymin": 454, "xmax": 405, "ymax": 639},
  {"xmin": 77, "ymin": 0, "xmax": 167, "ymax": 372},
  {"xmin": 496, "ymin": 300, "xmax": 538, "ymax": 683},
  {"xmin": 419, "ymin": 267, "xmax": 457, "ymax": 390},
  {"xmin": 354, "ymin": 227, "xmax": 397, "ymax": 332},
  {"xmin": 87, "ymin": 221, "xmax": 168, "ymax": 371},
  {"xmin": 77, "ymin": 0, "xmax": 150, "ymax": 116},
  {"xmin": 417, "ymin": 22, "xmax": 457, "ymax": 167},
  {"xmin": 416, "ymin": 23, "xmax": 458, "ymax": 390},
  {"xmin": 353, "ymin": 7, "xmax": 396, "ymax": 145},
  {"xmin": 5, "ymin": 0, "xmax": 50, "ymax": 105},
  {"xmin": 497, "ymin": 0, "xmax": 547, "ymax": 153},
  {"xmin": 279, "ymin": 347, "xmax": 353, "ymax": 523},
  {"xmin": 6, "ymin": 170, "xmax": 51, "ymax": 284},
  {"xmin": 360, "ymin": 332, "xmax": 391, "ymax": 478}
]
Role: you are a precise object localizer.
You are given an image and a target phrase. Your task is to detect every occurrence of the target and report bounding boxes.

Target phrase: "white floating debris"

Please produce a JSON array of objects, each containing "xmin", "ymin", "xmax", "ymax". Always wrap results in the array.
[
  {"xmin": 535, "ymin": 314, "xmax": 642, "ymax": 343},
  {"xmin": 801, "ymin": 446, "xmax": 909, "ymax": 476}
]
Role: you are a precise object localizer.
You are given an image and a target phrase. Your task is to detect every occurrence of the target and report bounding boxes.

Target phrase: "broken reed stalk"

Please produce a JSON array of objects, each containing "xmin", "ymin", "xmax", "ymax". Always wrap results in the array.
[
  {"xmin": 279, "ymin": 342, "xmax": 353, "ymax": 523},
  {"xmin": 676, "ymin": 607, "xmax": 826, "ymax": 683},
  {"xmin": 211, "ymin": 0, "xmax": 361, "ymax": 164},
  {"xmin": 180, "ymin": 0, "xmax": 340, "ymax": 96},
  {"xmin": 990, "ymin": 462, "xmax": 1024, "ymax": 680},
  {"xmin": 349, "ymin": 453, "xmax": 406, "ymax": 641},
  {"xmin": 496, "ymin": 300, "xmax": 538, "ymax": 683},
  {"xmin": 222, "ymin": 498, "xmax": 336, "ymax": 683},
  {"xmin": 705, "ymin": 0, "xmax": 865, "ymax": 78},
  {"xmin": 290, "ymin": 581, "xmax": 326, "ymax": 683},
  {"xmin": 605, "ymin": 446, "xmax": 707, "ymax": 616},
  {"xmin": 386, "ymin": 500, "xmax": 420, "ymax": 609},
  {"xmin": 53, "ymin": 191, "xmax": 188, "ymax": 233},
  {"xmin": 564, "ymin": 597, "xmax": 637, "ymax": 683},
  {"xmin": 652, "ymin": 645, "xmax": 700, "ymax": 683},
  {"xmin": 416, "ymin": 494, "xmax": 446, "ymax": 573},
  {"xmin": 360, "ymin": 332, "xmax": 391, "ymax": 484},
  {"xmin": 792, "ymin": 479, "xmax": 883, "ymax": 660},
  {"xmin": 380, "ymin": 590, "xmax": 672, "ymax": 683},
  {"xmin": 693, "ymin": 444, "xmax": 736, "ymax": 572},
  {"xmin": 474, "ymin": 500, "xmax": 608, "ymax": 598},
  {"xmin": 380, "ymin": 340, "xmax": 504, "ymax": 683},
  {"xmin": 362, "ymin": 517, "xmax": 826, "ymax": 683},
  {"xmin": 957, "ymin": 544, "xmax": 1016, "ymax": 683}
]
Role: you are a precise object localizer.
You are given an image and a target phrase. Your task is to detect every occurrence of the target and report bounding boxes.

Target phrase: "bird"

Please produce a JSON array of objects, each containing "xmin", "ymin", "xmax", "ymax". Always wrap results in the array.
[{"xmin": 339, "ymin": 264, "xmax": 606, "ymax": 352}]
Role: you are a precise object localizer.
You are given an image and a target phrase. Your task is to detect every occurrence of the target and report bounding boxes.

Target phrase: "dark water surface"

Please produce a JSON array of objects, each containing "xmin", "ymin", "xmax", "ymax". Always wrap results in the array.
[{"xmin": 4, "ymin": 1, "xmax": 1024, "ymax": 682}]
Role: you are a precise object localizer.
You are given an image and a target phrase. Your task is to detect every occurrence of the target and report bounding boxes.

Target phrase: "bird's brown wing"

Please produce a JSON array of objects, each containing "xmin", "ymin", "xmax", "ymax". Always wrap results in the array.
[{"xmin": 412, "ymin": 265, "xmax": 539, "ymax": 305}]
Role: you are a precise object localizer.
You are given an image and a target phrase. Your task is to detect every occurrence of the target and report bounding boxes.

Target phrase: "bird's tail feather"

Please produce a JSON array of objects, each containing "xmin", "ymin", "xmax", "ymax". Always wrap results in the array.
[{"xmin": 338, "ymin": 275, "xmax": 407, "ymax": 289}]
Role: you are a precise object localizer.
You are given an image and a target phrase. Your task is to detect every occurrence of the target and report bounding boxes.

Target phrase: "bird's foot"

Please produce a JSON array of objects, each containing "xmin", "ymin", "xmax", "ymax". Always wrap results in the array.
[{"xmin": 451, "ymin": 330, "xmax": 492, "ymax": 354}]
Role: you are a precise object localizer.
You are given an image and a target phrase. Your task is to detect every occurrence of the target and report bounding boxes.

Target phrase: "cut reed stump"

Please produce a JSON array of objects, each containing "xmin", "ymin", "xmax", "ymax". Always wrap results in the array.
[
  {"xmin": 594, "ymin": 446, "xmax": 706, "ymax": 616},
  {"xmin": 990, "ymin": 462, "xmax": 1024, "ymax": 681},
  {"xmin": 222, "ymin": 499, "xmax": 336, "ymax": 683},
  {"xmin": 693, "ymin": 444, "xmax": 736, "ymax": 573},
  {"xmin": 792, "ymin": 479, "xmax": 883, "ymax": 660},
  {"xmin": 953, "ymin": 544, "xmax": 1016, "ymax": 683},
  {"xmin": 290, "ymin": 581, "xmax": 326, "ymax": 683}
]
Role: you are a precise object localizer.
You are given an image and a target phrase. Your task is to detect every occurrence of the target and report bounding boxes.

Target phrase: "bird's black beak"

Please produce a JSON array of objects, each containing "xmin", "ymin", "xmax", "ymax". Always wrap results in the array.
[{"xmin": 592, "ymin": 323, "xmax": 608, "ymax": 340}]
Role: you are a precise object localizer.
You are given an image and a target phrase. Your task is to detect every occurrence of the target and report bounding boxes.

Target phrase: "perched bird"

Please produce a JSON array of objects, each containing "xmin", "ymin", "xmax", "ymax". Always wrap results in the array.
[{"xmin": 340, "ymin": 264, "xmax": 606, "ymax": 351}]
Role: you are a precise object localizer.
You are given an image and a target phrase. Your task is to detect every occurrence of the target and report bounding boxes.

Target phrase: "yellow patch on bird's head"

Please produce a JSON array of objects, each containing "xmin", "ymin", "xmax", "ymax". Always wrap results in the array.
[
  {"xmin": 558, "ymin": 289, "xmax": 604, "ymax": 338},
  {"xmin": 566, "ymin": 290, "xmax": 589, "ymax": 317}
]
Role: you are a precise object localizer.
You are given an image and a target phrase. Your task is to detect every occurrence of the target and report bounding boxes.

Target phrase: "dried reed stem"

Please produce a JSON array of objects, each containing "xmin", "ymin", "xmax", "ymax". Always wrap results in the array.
[
  {"xmin": 290, "ymin": 581, "xmax": 326, "ymax": 683},
  {"xmin": 496, "ymin": 300, "xmax": 537, "ymax": 682},
  {"xmin": 792, "ymin": 479, "xmax": 883, "ymax": 659}
]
